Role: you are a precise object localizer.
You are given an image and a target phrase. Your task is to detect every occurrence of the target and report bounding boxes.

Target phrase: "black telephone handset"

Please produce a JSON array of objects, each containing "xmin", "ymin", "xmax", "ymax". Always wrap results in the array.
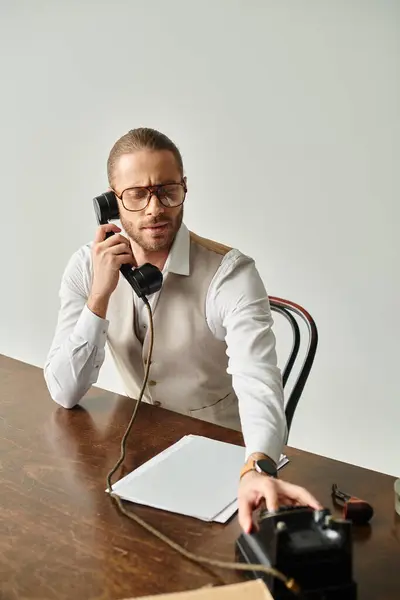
[{"xmin": 92, "ymin": 191, "xmax": 163, "ymax": 299}]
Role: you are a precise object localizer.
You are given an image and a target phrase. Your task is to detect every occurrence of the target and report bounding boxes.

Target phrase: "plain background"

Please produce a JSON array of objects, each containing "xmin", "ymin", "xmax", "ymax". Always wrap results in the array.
[{"xmin": 0, "ymin": 0, "xmax": 398, "ymax": 476}]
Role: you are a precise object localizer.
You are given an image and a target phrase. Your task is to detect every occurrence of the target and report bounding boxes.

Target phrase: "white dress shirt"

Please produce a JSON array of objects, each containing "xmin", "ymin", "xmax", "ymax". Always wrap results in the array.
[{"xmin": 44, "ymin": 223, "xmax": 286, "ymax": 463}]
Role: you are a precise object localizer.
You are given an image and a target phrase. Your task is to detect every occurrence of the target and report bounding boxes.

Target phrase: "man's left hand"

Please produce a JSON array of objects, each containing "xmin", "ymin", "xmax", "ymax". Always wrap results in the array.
[{"xmin": 238, "ymin": 470, "xmax": 322, "ymax": 533}]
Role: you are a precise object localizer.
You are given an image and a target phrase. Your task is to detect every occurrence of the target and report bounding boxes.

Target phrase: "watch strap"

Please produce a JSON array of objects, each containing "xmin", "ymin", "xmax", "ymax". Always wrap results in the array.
[{"xmin": 239, "ymin": 458, "xmax": 257, "ymax": 480}]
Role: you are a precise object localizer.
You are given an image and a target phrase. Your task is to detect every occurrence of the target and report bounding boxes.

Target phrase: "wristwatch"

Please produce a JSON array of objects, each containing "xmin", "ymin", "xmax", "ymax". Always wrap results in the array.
[{"xmin": 240, "ymin": 456, "xmax": 278, "ymax": 480}]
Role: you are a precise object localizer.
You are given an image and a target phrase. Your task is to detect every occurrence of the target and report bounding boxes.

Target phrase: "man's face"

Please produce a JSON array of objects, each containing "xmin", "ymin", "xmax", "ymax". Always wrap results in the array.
[{"xmin": 112, "ymin": 149, "xmax": 184, "ymax": 252}]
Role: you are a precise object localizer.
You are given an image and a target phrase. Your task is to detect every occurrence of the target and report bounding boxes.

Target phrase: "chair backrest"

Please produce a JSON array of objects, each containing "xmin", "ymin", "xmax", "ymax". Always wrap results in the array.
[{"xmin": 269, "ymin": 297, "xmax": 318, "ymax": 436}]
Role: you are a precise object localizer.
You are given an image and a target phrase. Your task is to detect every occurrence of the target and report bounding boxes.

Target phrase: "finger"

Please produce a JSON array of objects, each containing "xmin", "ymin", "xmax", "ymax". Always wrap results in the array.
[
  {"xmin": 279, "ymin": 497, "xmax": 294, "ymax": 507},
  {"xmin": 117, "ymin": 253, "xmax": 135, "ymax": 266},
  {"xmin": 94, "ymin": 223, "xmax": 121, "ymax": 243},
  {"xmin": 238, "ymin": 496, "xmax": 255, "ymax": 534},
  {"xmin": 102, "ymin": 233, "xmax": 130, "ymax": 248},
  {"xmin": 277, "ymin": 481, "xmax": 322, "ymax": 509},
  {"xmin": 262, "ymin": 479, "xmax": 279, "ymax": 512},
  {"xmin": 254, "ymin": 495, "xmax": 265, "ymax": 510},
  {"xmin": 108, "ymin": 243, "xmax": 133, "ymax": 256}
]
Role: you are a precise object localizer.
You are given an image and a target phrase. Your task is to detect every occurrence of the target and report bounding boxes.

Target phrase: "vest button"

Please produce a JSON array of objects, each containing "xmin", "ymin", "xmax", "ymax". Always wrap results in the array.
[
  {"xmin": 154, "ymin": 400, "xmax": 162, "ymax": 407},
  {"xmin": 148, "ymin": 380, "xmax": 157, "ymax": 386}
]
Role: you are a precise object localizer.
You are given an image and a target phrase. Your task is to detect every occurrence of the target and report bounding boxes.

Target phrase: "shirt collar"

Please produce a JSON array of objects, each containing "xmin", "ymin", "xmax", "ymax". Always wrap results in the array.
[{"xmin": 164, "ymin": 222, "xmax": 190, "ymax": 276}]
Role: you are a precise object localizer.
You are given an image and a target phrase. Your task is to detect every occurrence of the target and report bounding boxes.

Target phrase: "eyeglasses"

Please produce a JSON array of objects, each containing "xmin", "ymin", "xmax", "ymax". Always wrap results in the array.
[{"xmin": 115, "ymin": 181, "xmax": 187, "ymax": 212}]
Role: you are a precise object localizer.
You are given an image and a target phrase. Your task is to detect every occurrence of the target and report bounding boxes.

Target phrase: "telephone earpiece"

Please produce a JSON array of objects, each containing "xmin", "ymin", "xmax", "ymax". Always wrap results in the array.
[
  {"xmin": 92, "ymin": 191, "xmax": 163, "ymax": 300},
  {"xmin": 93, "ymin": 191, "xmax": 120, "ymax": 225}
]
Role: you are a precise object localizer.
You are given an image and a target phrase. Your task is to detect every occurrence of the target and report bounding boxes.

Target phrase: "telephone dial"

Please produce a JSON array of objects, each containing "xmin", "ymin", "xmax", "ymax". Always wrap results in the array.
[{"xmin": 92, "ymin": 191, "xmax": 163, "ymax": 299}]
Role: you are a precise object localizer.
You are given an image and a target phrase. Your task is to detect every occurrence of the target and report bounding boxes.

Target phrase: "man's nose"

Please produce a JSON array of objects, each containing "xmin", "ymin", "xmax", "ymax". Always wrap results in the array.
[{"xmin": 145, "ymin": 193, "xmax": 165, "ymax": 216}]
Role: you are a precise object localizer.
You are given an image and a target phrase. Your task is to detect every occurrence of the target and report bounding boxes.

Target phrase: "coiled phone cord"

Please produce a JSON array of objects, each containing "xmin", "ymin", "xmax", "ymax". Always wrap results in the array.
[{"xmin": 106, "ymin": 299, "xmax": 300, "ymax": 596}]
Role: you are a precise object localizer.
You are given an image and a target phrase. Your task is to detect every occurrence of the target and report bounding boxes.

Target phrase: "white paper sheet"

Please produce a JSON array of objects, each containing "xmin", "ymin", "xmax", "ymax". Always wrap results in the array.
[{"xmin": 108, "ymin": 435, "xmax": 289, "ymax": 523}]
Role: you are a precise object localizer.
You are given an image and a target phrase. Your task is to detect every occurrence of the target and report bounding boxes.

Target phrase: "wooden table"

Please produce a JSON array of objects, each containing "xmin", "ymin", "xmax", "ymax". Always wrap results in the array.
[{"xmin": 0, "ymin": 354, "xmax": 399, "ymax": 600}]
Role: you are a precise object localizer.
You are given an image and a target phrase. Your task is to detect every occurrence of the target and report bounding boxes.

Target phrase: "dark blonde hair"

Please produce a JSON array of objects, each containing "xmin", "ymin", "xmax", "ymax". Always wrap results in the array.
[{"xmin": 107, "ymin": 127, "xmax": 184, "ymax": 185}]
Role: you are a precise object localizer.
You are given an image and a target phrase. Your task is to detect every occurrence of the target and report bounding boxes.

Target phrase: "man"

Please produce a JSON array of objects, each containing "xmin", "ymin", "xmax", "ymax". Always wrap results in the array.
[{"xmin": 45, "ymin": 127, "xmax": 320, "ymax": 532}]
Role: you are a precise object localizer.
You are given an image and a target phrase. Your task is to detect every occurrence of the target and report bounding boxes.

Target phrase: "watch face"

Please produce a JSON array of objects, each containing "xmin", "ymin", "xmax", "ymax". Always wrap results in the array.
[{"xmin": 256, "ymin": 459, "xmax": 277, "ymax": 477}]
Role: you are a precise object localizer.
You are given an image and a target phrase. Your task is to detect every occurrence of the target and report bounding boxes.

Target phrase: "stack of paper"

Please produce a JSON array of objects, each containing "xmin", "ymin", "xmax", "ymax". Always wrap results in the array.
[{"xmin": 108, "ymin": 435, "xmax": 289, "ymax": 523}]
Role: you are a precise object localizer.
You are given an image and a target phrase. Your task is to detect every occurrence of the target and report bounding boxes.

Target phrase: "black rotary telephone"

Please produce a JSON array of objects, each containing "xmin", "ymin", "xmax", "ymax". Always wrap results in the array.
[
  {"xmin": 236, "ymin": 505, "xmax": 357, "ymax": 599},
  {"xmin": 92, "ymin": 191, "xmax": 163, "ymax": 299}
]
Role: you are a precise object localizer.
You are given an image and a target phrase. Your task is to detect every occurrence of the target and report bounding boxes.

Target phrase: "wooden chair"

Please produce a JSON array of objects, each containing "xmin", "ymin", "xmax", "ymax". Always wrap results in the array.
[{"xmin": 269, "ymin": 297, "xmax": 318, "ymax": 435}]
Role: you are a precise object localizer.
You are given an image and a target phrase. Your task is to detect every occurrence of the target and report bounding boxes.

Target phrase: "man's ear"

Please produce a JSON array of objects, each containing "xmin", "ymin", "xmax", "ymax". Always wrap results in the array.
[{"xmin": 183, "ymin": 176, "xmax": 187, "ymax": 188}]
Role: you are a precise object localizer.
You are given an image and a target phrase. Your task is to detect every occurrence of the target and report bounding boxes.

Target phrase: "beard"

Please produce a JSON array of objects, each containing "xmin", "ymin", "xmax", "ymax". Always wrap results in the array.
[{"xmin": 120, "ymin": 208, "xmax": 183, "ymax": 253}]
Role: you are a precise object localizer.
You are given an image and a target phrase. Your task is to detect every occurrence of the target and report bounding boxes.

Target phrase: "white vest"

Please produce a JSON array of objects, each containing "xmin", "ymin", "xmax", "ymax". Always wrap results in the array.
[{"xmin": 106, "ymin": 232, "xmax": 241, "ymax": 431}]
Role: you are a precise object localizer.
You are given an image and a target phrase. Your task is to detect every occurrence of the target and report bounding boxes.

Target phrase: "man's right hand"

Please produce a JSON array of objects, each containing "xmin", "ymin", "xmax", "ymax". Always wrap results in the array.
[{"xmin": 87, "ymin": 224, "xmax": 134, "ymax": 318}]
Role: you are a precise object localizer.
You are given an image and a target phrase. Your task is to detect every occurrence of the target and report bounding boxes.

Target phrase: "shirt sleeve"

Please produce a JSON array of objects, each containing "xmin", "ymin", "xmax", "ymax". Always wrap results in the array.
[
  {"xmin": 206, "ymin": 250, "xmax": 287, "ymax": 464},
  {"xmin": 43, "ymin": 245, "xmax": 109, "ymax": 408}
]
